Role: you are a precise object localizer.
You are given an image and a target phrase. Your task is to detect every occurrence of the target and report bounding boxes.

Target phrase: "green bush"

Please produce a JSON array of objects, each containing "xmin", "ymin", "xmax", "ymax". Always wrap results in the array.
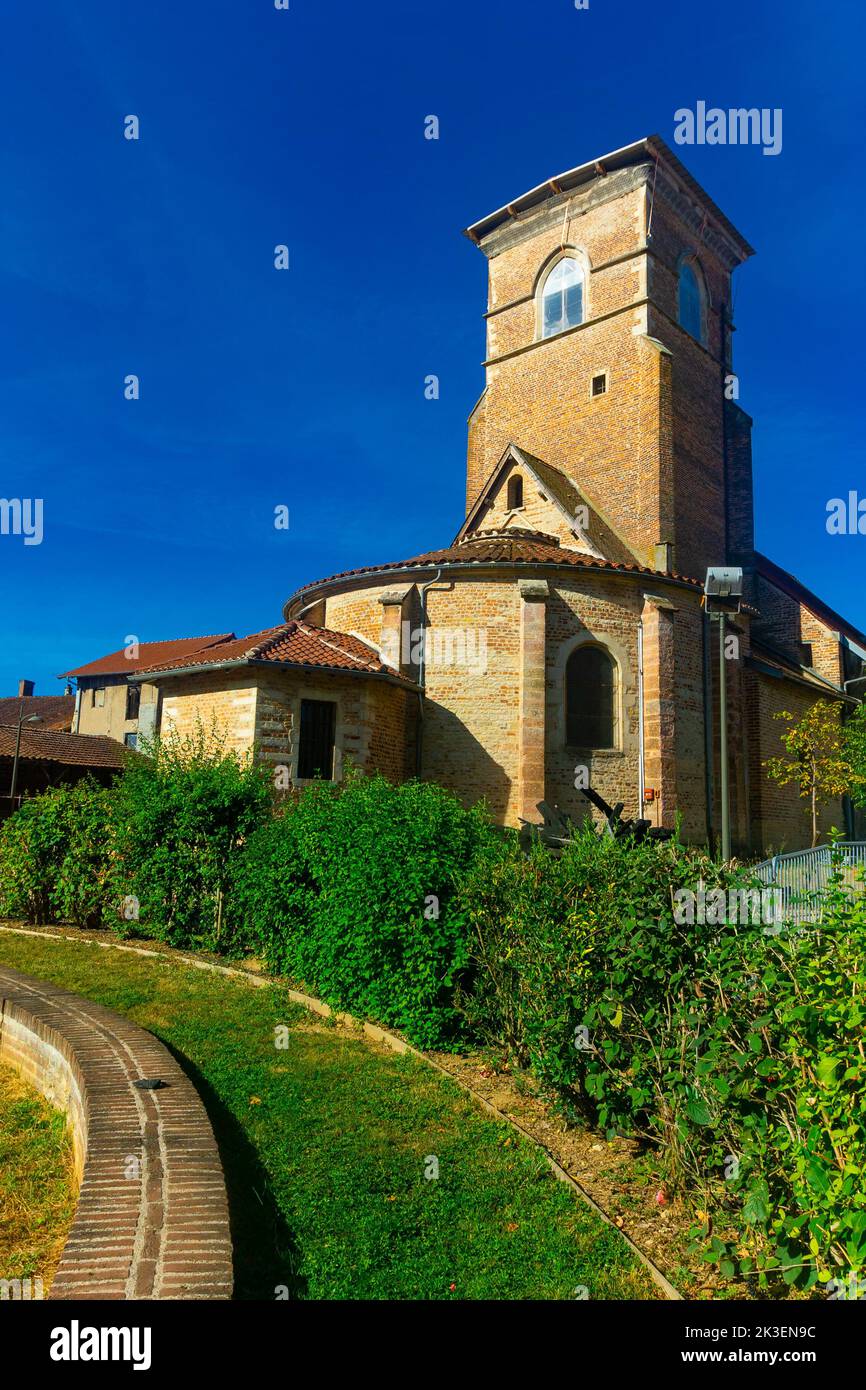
[
  {"xmin": 0, "ymin": 780, "xmax": 114, "ymax": 927},
  {"xmin": 229, "ymin": 774, "xmax": 498, "ymax": 1047},
  {"xmin": 700, "ymin": 876, "xmax": 866, "ymax": 1291},
  {"xmin": 457, "ymin": 825, "xmax": 739, "ymax": 1122},
  {"xmin": 459, "ymin": 825, "xmax": 866, "ymax": 1291},
  {"xmin": 110, "ymin": 726, "xmax": 273, "ymax": 948}
]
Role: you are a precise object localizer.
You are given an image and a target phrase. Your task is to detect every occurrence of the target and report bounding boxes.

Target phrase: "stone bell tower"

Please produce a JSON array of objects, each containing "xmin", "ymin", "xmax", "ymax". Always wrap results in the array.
[{"xmin": 463, "ymin": 135, "xmax": 755, "ymax": 580}]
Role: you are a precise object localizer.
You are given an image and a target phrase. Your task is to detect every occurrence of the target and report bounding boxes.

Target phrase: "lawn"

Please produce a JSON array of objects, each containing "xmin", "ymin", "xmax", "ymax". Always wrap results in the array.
[
  {"xmin": 0, "ymin": 1061, "xmax": 76, "ymax": 1295},
  {"xmin": 0, "ymin": 930, "xmax": 658, "ymax": 1300}
]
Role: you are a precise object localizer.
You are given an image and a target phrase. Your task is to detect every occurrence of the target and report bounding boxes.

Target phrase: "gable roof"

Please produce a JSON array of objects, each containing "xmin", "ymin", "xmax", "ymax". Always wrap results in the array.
[
  {"xmin": 753, "ymin": 552, "xmax": 866, "ymax": 653},
  {"xmin": 747, "ymin": 639, "xmax": 855, "ymax": 703},
  {"xmin": 0, "ymin": 694, "xmax": 74, "ymax": 731},
  {"xmin": 0, "ymin": 726, "xmax": 129, "ymax": 769},
  {"xmin": 135, "ymin": 620, "xmax": 414, "ymax": 683},
  {"xmin": 59, "ymin": 634, "xmax": 235, "ymax": 680},
  {"xmin": 456, "ymin": 442, "xmax": 641, "ymax": 568}
]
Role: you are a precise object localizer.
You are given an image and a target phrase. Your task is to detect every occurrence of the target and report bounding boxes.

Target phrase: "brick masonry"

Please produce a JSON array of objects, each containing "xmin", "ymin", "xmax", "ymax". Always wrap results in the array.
[
  {"xmin": 0, "ymin": 965, "xmax": 232, "ymax": 1300},
  {"xmin": 160, "ymin": 142, "xmax": 862, "ymax": 857}
]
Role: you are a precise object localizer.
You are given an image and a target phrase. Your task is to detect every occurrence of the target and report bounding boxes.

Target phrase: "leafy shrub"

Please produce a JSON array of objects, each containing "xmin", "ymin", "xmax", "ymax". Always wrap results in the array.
[
  {"xmin": 110, "ymin": 726, "xmax": 272, "ymax": 947},
  {"xmin": 459, "ymin": 825, "xmax": 866, "ymax": 1291},
  {"xmin": 0, "ymin": 780, "xmax": 114, "ymax": 927},
  {"xmin": 699, "ymin": 876, "xmax": 866, "ymax": 1291},
  {"xmin": 229, "ymin": 774, "xmax": 498, "ymax": 1047}
]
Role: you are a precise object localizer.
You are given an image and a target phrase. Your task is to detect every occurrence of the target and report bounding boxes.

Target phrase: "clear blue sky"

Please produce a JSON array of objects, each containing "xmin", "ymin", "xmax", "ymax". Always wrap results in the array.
[{"xmin": 1, "ymin": 0, "xmax": 864, "ymax": 696}]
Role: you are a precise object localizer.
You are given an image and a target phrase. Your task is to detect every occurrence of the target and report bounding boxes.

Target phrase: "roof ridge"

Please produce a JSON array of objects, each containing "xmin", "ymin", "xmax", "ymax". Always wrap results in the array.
[
  {"xmin": 296, "ymin": 620, "xmax": 381, "ymax": 669},
  {"xmin": 244, "ymin": 623, "xmax": 297, "ymax": 659}
]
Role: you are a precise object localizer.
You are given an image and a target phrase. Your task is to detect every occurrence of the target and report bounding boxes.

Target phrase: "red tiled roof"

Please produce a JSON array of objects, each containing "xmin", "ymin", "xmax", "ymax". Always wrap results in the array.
[
  {"xmin": 0, "ymin": 695, "xmax": 75, "ymax": 731},
  {"xmin": 0, "ymin": 726, "xmax": 129, "ymax": 769},
  {"xmin": 285, "ymin": 529, "xmax": 701, "ymax": 609},
  {"xmin": 137, "ymin": 621, "xmax": 399, "ymax": 678},
  {"xmin": 59, "ymin": 634, "xmax": 235, "ymax": 679}
]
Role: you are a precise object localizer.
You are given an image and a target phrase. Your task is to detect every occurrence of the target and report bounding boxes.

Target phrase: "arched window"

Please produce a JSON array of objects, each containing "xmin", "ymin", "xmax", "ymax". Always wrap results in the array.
[
  {"xmin": 506, "ymin": 475, "xmax": 523, "ymax": 510},
  {"xmin": 540, "ymin": 257, "xmax": 584, "ymax": 339},
  {"xmin": 678, "ymin": 258, "xmax": 705, "ymax": 342},
  {"xmin": 566, "ymin": 645, "xmax": 615, "ymax": 748}
]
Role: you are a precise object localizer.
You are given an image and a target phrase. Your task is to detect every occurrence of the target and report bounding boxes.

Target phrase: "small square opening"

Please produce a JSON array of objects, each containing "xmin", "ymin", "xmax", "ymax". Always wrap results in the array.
[{"xmin": 591, "ymin": 373, "xmax": 608, "ymax": 398}]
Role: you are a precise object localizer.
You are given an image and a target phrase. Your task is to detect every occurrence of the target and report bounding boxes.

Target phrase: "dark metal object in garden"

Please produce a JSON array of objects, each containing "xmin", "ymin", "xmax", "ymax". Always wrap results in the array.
[{"xmin": 519, "ymin": 788, "xmax": 675, "ymax": 852}]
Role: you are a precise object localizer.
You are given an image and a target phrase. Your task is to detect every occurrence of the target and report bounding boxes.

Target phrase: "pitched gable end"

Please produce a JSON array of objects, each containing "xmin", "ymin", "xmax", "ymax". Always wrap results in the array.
[{"xmin": 456, "ymin": 443, "xmax": 640, "ymax": 568}]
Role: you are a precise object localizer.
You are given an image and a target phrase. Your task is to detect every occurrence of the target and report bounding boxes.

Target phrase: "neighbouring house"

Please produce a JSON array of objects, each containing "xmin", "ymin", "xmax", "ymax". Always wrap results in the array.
[
  {"xmin": 0, "ymin": 680, "xmax": 75, "ymax": 732},
  {"xmin": 91, "ymin": 136, "xmax": 866, "ymax": 853},
  {"xmin": 58, "ymin": 635, "xmax": 235, "ymax": 749},
  {"xmin": 0, "ymin": 725, "xmax": 128, "ymax": 819},
  {"xmin": 134, "ymin": 621, "xmax": 419, "ymax": 786}
]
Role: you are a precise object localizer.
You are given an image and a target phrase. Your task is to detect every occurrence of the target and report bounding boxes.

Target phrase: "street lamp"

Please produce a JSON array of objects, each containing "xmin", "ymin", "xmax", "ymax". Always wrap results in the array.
[
  {"xmin": 704, "ymin": 567, "xmax": 744, "ymax": 862},
  {"xmin": 9, "ymin": 707, "xmax": 42, "ymax": 801}
]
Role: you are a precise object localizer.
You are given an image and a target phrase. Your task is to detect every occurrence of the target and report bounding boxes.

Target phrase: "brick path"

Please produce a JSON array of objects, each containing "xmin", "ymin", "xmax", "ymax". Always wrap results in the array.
[{"xmin": 0, "ymin": 964, "xmax": 232, "ymax": 1300}]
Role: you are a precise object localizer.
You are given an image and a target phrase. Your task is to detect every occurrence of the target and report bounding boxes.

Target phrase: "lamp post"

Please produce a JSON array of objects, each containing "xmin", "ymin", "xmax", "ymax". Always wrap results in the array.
[
  {"xmin": 9, "ymin": 705, "xmax": 42, "ymax": 801},
  {"xmin": 704, "ymin": 567, "xmax": 744, "ymax": 862}
]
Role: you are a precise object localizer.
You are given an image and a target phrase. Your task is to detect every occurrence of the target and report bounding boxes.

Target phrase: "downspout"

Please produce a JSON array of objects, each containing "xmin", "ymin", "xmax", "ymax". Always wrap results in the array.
[
  {"xmin": 293, "ymin": 595, "xmax": 327, "ymax": 621},
  {"xmin": 702, "ymin": 605, "xmax": 715, "ymax": 853},
  {"xmin": 720, "ymin": 299, "xmax": 731, "ymax": 559},
  {"xmin": 415, "ymin": 569, "xmax": 446, "ymax": 776},
  {"xmin": 637, "ymin": 618, "xmax": 646, "ymax": 816}
]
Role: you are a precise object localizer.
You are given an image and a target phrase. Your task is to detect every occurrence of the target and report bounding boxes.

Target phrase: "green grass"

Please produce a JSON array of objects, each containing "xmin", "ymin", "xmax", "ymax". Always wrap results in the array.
[
  {"xmin": 0, "ymin": 931, "xmax": 658, "ymax": 1300},
  {"xmin": 0, "ymin": 1061, "xmax": 76, "ymax": 1293}
]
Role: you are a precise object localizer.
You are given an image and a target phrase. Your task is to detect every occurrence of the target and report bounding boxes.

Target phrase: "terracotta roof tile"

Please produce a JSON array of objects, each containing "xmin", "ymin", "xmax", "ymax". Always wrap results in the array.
[
  {"xmin": 0, "ymin": 695, "xmax": 75, "ymax": 731},
  {"xmin": 59, "ymin": 634, "xmax": 235, "ymax": 679},
  {"xmin": 0, "ymin": 726, "xmax": 129, "ymax": 769},
  {"xmin": 137, "ymin": 621, "xmax": 398, "ymax": 678},
  {"xmin": 286, "ymin": 529, "xmax": 701, "ymax": 604}
]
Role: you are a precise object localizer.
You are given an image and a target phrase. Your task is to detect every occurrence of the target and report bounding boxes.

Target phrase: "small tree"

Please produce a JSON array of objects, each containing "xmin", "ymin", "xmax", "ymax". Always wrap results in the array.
[
  {"xmin": 764, "ymin": 700, "xmax": 855, "ymax": 847},
  {"xmin": 843, "ymin": 703, "xmax": 866, "ymax": 812},
  {"xmin": 111, "ymin": 722, "xmax": 273, "ymax": 946}
]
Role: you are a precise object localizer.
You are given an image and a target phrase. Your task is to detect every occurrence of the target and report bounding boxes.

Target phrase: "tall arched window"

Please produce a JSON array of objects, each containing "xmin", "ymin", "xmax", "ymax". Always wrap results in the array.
[
  {"xmin": 540, "ymin": 257, "xmax": 584, "ymax": 339},
  {"xmin": 678, "ymin": 258, "xmax": 705, "ymax": 342},
  {"xmin": 506, "ymin": 475, "xmax": 523, "ymax": 510},
  {"xmin": 566, "ymin": 645, "xmax": 615, "ymax": 748}
]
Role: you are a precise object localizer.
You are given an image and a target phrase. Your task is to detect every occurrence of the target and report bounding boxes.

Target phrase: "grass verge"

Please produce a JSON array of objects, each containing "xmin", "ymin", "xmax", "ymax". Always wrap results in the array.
[
  {"xmin": 0, "ymin": 930, "xmax": 658, "ymax": 1300},
  {"xmin": 0, "ymin": 1062, "xmax": 76, "ymax": 1294}
]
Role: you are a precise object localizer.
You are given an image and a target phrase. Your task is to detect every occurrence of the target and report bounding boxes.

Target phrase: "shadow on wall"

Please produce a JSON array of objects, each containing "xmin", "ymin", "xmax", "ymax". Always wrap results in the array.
[{"xmin": 418, "ymin": 699, "xmax": 513, "ymax": 823}]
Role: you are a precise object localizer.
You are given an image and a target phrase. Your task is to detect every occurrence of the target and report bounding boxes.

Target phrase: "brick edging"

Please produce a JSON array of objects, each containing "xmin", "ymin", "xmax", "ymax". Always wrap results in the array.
[{"xmin": 0, "ymin": 963, "xmax": 232, "ymax": 1301}]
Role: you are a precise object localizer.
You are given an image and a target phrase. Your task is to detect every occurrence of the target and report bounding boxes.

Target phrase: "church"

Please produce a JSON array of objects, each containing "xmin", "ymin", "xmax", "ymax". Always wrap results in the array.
[{"xmin": 129, "ymin": 136, "xmax": 866, "ymax": 855}]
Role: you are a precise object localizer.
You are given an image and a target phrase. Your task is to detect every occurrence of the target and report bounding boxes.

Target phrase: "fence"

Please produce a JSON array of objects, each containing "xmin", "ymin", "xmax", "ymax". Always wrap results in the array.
[{"xmin": 753, "ymin": 842, "xmax": 866, "ymax": 924}]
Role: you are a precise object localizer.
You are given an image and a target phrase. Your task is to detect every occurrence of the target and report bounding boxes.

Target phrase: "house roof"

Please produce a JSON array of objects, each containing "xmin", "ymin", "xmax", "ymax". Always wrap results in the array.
[
  {"xmin": 59, "ymin": 634, "xmax": 235, "ymax": 680},
  {"xmin": 463, "ymin": 134, "xmax": 754, "ymax": 259},
  {"xmin": 284, "ymin": 529, "xmax": 700, "ymax": 616},
  {"xmin": 0, "ymin": 726, "xmax": 129, "ymax": 768},
  {"xmin": 746, "ymin": 639, "xmax": 854, "ymax": 702},
  {"xmin": 753, "ymin": 552, "xmax": 866, "ymax": 654},
  {"xmin": 0, "ymin": 695, "xmax": 74, "ymax": 731},
  {"xmin": 136, "ymin": 620, "xmax": 407, "ymax": 681}
]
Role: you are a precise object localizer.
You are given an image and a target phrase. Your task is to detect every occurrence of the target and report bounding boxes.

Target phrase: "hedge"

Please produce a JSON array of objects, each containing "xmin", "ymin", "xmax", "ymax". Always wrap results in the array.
[
  {"xmin": 227, "ymin": 773, "xmax": 499, "ymax": 1048},
  {"xmin": 1, "ymin": 757, "xmax": 864, "ymax": 1293}
]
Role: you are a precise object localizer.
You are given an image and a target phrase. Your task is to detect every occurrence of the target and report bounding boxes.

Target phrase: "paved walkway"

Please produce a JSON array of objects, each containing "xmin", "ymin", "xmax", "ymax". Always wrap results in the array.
[{"xmin": 0, "ymin": 964, "xmax": 232, "ymax": 1300}]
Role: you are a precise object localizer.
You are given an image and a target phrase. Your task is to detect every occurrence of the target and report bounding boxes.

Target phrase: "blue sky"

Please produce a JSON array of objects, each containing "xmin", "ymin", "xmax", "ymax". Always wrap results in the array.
[{"xmin": 1, "ymin": 0, "xmax": 864, "ymax": 696}]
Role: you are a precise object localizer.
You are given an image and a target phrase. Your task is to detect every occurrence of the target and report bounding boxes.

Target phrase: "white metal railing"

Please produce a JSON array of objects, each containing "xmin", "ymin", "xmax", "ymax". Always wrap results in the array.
[{"xmin": 752, "ymin": 842, "xmax": 866, "ymax": 924}]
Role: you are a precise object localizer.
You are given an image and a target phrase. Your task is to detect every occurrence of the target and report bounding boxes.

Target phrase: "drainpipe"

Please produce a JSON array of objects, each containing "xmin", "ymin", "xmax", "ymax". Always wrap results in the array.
[
  {"xmin": 637, "ymin": 618, "xmax": 646, "ymax": 815},
  {"xmin": 293, "ymin": 595, "xmax": 326, "ymax": 622},
  {"xmin": 415, "ymin": 569, "xmax": 448, "ymax": 776},
  {"xmin": 702, "ymin": 609, "xmax": 715, "ymax": 853}
]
